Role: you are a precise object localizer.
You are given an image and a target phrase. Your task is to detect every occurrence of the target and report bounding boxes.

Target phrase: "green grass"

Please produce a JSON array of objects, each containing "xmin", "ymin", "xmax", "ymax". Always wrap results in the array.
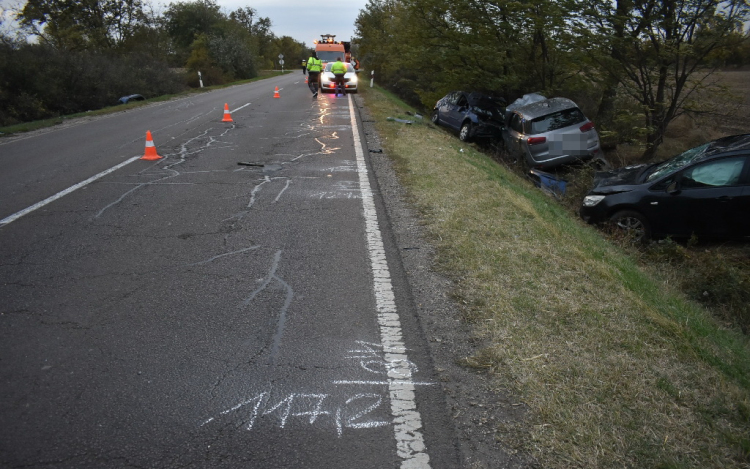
[{"xmin": 361, "ymin": 85, "xmax": 750, "ymax": 468}]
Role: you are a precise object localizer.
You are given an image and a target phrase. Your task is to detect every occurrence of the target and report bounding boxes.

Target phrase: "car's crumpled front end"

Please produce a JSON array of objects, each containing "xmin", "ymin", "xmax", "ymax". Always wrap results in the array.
[
  {"xmin": 579, "ymin": 164, "xmax": 647, "ymax": 223},
  {"xmin": 466, "ymin": 93, "xmax": 506, "ymax": 138}
]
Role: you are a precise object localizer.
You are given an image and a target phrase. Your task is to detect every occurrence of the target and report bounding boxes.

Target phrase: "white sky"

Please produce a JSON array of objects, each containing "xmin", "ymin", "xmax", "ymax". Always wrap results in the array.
[{"xmin": 0, "ymin": 0, "xmax": 369, "ymax": 46}]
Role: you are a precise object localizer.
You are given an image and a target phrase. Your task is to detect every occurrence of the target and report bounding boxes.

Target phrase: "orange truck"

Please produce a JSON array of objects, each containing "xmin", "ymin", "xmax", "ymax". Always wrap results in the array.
[{"xmin": 314, "ymin": 34, "xmax": 350, "ymax": 66}]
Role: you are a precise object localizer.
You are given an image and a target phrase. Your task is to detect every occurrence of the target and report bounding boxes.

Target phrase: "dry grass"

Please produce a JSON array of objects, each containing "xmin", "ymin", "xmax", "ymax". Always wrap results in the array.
[{"xmin": 362, "ymin": 86, "xmax": 750, "ymax": 468}]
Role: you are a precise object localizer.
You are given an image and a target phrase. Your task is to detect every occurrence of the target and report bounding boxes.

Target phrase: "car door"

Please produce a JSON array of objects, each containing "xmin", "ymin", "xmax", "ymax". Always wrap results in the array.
[
  {"xmin": 739, "ymin": 185, "xmax": 750, "ymax": 236},
  {"xmin": 437, "ymin": 92, "xmax": 457, "ymax": 128},
  {"xmin": 656, "ymin": 156, "xmax": 748, "ymax": 237},
  {"xmin": 503, "ymin": 113, "xmax": 525, "ymax": 160},
  {"xmin": 444, "ymin": 92, "xmax": 466, "ymax": 130}
]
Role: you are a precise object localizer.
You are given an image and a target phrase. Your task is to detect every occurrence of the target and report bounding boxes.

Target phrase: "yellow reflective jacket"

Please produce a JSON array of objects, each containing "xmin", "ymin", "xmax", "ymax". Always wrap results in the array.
[
  {"xmin": 331, "ymin": 60, "xmax": 347, "ymax": 74},
  {"xmin": 307, "ymin": 57, "xmax": 322, "ymax": 72}
]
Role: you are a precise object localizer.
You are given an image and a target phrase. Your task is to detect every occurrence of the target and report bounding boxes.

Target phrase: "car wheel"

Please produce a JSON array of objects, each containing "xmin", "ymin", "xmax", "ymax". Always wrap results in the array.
[
  {"xmin": 459, "ymin": 122, "xmax": 472, "ymax": 142},
  {"xmin": 430, "ymin": 110, "xmax": 440, "ymax": 125},
  {"xmin": 610, "ymin": 210, "xmax": 651, "ymax": 242}
]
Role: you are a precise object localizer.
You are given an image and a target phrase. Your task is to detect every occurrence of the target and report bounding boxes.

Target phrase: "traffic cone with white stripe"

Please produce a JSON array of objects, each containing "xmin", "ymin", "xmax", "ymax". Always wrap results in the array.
[
  {"xmin": 141, "ymin": 130, "xmax": 162, "ymax": 161},
  {"xmin": 221, "ymin": 103, "xmax": 233, "ymax": 122},
  {"xmin": 273, "ymin": 86, "xmax": 281, "ymax": 98}
]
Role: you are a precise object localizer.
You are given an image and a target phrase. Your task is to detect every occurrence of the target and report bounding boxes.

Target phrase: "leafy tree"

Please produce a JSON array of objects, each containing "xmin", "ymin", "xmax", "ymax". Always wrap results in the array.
[
  {"xmin": 208, "ymin": 27, "xmax": 258, "ymax": 79},
  {"xmin": 19, "ymin": 0, "xmax": 149, "ymax": 51},
  {"xmin": 162, "ymin": 0, "xmax": 224, "ymax": 62},
  {"xmin": 252, "ymin": 17, "xmax": 276, "ymax": 68},
  {"xmin": 229, "ymin": 6, "xmax": 257, "ymax": 31},
  {"xmin": 271, "ymin": 35, "xmax": 306, "ymax": 70},
  {"xmin": 356, "ymin": 0, "xmax": 587, "ymax": 108},
  {"xmin": 579, "ymin": 0, "xmax": 750, "ymax": 159}
]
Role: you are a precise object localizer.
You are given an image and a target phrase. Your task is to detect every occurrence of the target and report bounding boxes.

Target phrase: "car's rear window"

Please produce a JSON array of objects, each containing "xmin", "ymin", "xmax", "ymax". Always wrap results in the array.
[{"xmin": 529, "ymin": 108, "xmax": 585, "ymax": 134}]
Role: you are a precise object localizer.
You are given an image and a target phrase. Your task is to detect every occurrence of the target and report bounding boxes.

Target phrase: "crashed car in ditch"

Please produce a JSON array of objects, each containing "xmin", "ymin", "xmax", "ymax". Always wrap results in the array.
[
  {"xmin": 580, "ymin": 133, "xmax": 750, "ymax": 241},
  {"xmin": 502, "ymin": 95, "xmax": 600, "ymax": 170},
  {"xmin": 431, "ymin": 91, "xmax": 506, "ymax": 142},
  {"xmin": 118, "ymin": 94, "xmax": 145, "ymax": 104}
]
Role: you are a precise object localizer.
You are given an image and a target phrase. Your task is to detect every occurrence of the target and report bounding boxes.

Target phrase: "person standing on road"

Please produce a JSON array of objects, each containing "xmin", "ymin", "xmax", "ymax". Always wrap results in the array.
[
  {"xmin": 301, "ymin": 58, "xmax": 307, "ymax": 75},
  {"xmin": 330, "ymin": 57, "xmax": 347, "ymax": 96},
  {"xmin": 306, "ymin": 52, "xmax": 322, "ymax": 98}
]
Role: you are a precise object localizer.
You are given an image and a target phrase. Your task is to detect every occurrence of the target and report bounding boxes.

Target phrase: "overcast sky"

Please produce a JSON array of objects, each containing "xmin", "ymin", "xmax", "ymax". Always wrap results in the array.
[
  {"xmin": 0, "ymin": 0, "xmax": 369, "ymax": 46},
  {"xmin": 217, "ymin": 0, "xmax": 368, "ymax": 45}
]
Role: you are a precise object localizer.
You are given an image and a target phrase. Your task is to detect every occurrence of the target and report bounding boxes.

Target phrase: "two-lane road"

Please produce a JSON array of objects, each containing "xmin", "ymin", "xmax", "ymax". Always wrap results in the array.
[{"xmin": 0, "ymin": 73, "xmax": 459, "ymax": 468}]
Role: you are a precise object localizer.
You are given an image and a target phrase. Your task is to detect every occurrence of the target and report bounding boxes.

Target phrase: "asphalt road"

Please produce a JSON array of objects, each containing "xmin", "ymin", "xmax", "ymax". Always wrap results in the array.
[{"xmin": 0, "ymin": 73, "xmax": 460, "ymax": 468}]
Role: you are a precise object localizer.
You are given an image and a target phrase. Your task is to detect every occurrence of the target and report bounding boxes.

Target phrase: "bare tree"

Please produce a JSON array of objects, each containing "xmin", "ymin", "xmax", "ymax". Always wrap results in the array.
[{"xmin": 581, "ymin": 0, "xmax": 750, "ymax": 159}]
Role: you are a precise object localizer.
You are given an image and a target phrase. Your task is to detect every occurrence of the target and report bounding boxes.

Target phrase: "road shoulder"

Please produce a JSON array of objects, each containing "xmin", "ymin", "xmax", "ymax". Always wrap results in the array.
[{"xmin": 353, "ymin": 94, "xmax": 535, "ymax": 469}]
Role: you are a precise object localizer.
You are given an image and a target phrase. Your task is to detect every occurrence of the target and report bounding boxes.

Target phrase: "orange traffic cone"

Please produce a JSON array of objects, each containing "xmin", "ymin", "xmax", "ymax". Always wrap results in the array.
[
  {"xmin": 305, "ymin": 76, "xmax": 308, "ymax": 84},
  {"xmin": 141, "ymin": 130, "xmax": 162, "ymax": 161},
  {"xmin": 221, "ymin": 103, "xmax": 233, "ymax": 122},
  {"xmin": 273, "ymin": 86, "xmax": 281, "ymax": 98}
]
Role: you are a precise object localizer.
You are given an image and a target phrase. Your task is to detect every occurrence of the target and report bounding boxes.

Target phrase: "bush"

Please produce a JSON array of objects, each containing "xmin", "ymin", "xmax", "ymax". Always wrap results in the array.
[{"xmin": 0, "ymin": 44, "xmax": 185, "ymax": 126}]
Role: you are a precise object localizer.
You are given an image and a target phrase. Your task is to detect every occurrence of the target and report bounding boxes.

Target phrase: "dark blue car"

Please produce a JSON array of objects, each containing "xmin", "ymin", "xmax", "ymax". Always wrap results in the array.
[{"xmin": 431, "ymin": 91, "xmax": 505, "ymax": 142}]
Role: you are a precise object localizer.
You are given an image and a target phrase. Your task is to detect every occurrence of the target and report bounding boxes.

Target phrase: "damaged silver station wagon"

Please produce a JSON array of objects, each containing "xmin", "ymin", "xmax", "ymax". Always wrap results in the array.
[{"xmin": 503, "ymin": 97, "xmax": 601, "ymax": 170}]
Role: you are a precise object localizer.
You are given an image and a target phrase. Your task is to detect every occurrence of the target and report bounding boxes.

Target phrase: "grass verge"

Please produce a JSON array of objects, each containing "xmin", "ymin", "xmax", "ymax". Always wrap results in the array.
[{"xmin": 360, "ymin": 85, "xmax": 750, "ymax": 468}]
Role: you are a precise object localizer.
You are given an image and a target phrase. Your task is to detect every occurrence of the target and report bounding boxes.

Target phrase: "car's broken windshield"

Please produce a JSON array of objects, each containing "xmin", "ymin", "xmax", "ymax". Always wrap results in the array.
[{"xmin": 646, "ymin": 142, "xmax": 710, "ymax": 182}]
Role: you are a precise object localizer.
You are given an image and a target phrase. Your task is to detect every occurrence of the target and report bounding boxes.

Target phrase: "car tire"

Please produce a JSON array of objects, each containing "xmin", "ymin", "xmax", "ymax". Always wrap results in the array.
[
  {"xmin": 459, "ymin": 122, "xmax": 472, "ymax": 142},
  {"xmin": 431, "ymin": 110, "xmax": 441, "ymax": 125},
  {"xmin": 610, "ymin": 210, "xmax": 651, "ymax": 242}
]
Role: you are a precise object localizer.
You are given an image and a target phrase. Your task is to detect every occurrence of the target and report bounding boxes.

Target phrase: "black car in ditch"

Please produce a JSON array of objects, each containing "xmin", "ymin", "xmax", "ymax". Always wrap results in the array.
[
  {"xmin": 431, "ymin": 91, "xmax": 505, "ymax": 142},
  {"xmin": 580, "ymin": 134, "xmax": 750, "ymax": 241}
]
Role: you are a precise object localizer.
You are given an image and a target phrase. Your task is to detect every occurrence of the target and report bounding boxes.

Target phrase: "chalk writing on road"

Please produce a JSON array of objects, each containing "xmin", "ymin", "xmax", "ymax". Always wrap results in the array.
[
  {"xmin": 202, "ymin": 392, "xmax": 389, "ymax": 437},
  {"xmin": 200, "ymin": 340, "xmax": 432, "ymax": 437}
]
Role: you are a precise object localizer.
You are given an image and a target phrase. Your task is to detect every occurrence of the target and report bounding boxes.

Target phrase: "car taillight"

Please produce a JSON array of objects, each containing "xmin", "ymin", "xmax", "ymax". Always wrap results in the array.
[
  {"xmin": 580, "ymin": 122, "xmax": 595, "ymax": 132},
  {"xmin": 527, "ymin": 137, "xmax": 546, "ymax": 145}
]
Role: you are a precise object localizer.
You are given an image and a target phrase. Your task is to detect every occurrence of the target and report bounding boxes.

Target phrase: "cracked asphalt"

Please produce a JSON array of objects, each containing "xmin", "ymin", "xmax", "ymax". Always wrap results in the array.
[{"xmin": 0, "ymin": 74, "xmax": 463, "ymax": 468}]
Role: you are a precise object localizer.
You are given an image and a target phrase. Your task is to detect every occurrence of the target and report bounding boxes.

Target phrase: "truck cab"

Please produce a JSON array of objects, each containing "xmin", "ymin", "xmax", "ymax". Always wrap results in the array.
[{"xmin": 314, "ymin": 34, "xmax": 346, "ymax": 67}]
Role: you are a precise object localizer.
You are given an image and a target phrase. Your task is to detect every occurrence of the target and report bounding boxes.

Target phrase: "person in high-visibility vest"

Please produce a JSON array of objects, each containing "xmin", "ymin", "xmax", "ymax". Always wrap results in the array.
[
  {"xmin": 306, "ymin": 52, "xmax": 322, "ymax": 98},
  {"xmin": 301, "ymin": 59, "xmax": 307, "ymax": 75},
  {"xmin": 330, "ymin": 57, "xmax": 347, "ymax": 96}
]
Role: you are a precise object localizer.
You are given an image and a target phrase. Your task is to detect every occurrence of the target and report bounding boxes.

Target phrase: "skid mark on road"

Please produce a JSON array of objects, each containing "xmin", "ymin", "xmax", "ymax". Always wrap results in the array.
[
  {"xmin": 94, "ymin": 170, "xmax": 180, "ymax": 219},
  {"xmin": 242, "ymin": 250, "xmax": 293, "ymax": 365},
  {"xmin": 94, "ymin": 127, "xmax": 238, "ymax": 220},
  {"xmin": 185, "ymin": 246, "xmax": 260, "ymax": 267},
  {"xmin": 246, "ymin": 176, "xmax": 291, "ymax": 209}
]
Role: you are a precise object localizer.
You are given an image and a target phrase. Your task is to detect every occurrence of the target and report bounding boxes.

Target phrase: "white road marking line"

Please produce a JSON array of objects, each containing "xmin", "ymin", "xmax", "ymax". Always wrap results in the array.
[
  {"xmin": 231, "ymin": 103, "xmax": 252, "ymax": 113},
  {"xmin": 333, "ymin": 381, "xmax": 435, "ymax": 386},
  {"xmin": 348, "ymin": 93, "xmax": 432, "ymax": 468},
  {"xmin": 0, "ymin": 156, "xmax": 141, "ymax": 227}
]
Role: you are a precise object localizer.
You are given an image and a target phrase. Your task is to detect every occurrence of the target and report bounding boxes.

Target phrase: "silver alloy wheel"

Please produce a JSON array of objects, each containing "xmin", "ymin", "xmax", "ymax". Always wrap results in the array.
[
  {"xmin": 459, "ymin": 122, "xmax": 471, "ymax": 141},
  {"xmin": 611, "ymin": 210, "xmax": 650, "ymax": 242}
]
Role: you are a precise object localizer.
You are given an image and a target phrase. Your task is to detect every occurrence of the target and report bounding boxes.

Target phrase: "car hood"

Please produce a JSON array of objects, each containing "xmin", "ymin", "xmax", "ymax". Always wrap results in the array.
[{"xmin": 590, "ymin": 164, "xmax": 649, "ymax": 193}]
